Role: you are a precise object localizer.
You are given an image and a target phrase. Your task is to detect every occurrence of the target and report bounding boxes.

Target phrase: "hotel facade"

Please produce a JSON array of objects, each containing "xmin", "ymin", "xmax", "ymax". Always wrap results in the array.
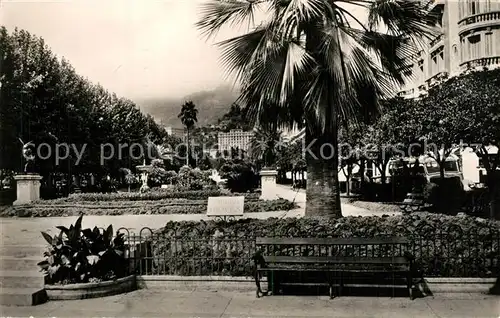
[
  {"xmin": 217, "ymin": 129, "xmax": 254, "ymax": 152},
  {"xmin": 398, "ymin": 0, "xmax": 500, "ymax": 98}
]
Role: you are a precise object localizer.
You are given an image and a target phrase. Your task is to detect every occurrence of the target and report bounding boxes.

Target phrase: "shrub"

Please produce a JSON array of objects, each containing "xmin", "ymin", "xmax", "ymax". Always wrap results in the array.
[
  {"xmin": 245, "ymin": 198, "xmax": 297, "ymax": 212},
  {"xmin": 38, "ymin": 216, "xmax": 127, "ymax": 284},
  {"xmin": 0, "ymin": 188, "xmax": 16, "ymax": 205},
  {"xmin": 424, "ymin": 177, "xmax": 465, "ymax": 215},
  {"xmin": 146, "ymin": 213, "xmax": 500, "ymax": 277},
  {"xmin": 219, "ymin": 160, "xmax": 259, "ymax": 193},
  {"xmin": 55, "ymin": 189, "xmax": 227, "ymax": 202}
]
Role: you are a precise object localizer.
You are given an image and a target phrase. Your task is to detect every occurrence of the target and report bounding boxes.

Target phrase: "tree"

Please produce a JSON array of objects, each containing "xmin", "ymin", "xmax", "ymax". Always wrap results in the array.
[
  {"xmin": 429, "ymin": 69, "xmax": 500, "ymax": 219},
  {"xmin": 249, "ymin": 126, "xmax": 283, "ymax": 169},
  {"xmin": 197, "ymin": 0, "xmax": 438, "ymax": 218},
  {"xmin": 217, "ymin": 102, "xmax": 251, "ymax": 131},
  {"xmin": 219, "ymin": 159, "xmax": 258, "ymax": 192},
  {"xmin": 0, "ymin": 27, "xmax": 170, "ymax": 189},
  {"xmin": 178, "ymin": 101, "xmax": 198, "ymax": 166},
  {"xmin": 339, "ymin": 126, "xmax": 364, "ymax": 196}
]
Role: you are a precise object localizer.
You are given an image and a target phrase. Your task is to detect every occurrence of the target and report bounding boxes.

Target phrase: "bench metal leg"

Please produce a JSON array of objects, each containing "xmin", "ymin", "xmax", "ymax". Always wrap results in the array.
[
  {"xmin": 407, "ymin": 270, "xmax": 414, "ymax": 300},
  {"xmin": 270, "ymin": 271, "xmax": 279, "ymax": 295},
  {"xmin": 391, "ymin": 270, "xmax": 395, "ymax": 298},
  {"xmin": 255, "ymin": 271, "xmax": 264, "ymax": 298},
  {"xmin": 328, "ymin": 282, "xmax": 336, "ymax": 299},
  {"xmin": 339, "ymin": 273, "xmax": 344, "ymax": 297}
]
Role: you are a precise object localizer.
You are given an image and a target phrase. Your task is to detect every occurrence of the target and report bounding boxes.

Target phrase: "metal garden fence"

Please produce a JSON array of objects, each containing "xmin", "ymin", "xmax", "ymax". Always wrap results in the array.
[{"xmin": 117, "ymin": 224, "xmax": 500, "ymax": 278}]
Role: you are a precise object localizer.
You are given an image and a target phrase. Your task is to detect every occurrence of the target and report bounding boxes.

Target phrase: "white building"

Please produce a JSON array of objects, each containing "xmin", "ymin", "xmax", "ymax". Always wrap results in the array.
[{"xmin": 217, "ymin": 129, "xmax": 254, "ymax": 152}]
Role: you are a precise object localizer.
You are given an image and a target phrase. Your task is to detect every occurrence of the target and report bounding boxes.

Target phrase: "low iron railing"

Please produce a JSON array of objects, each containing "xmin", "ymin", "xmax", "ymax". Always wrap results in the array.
[{"xmin": 119, "ymin": 225, "xmax": 500, "ymax": 278}]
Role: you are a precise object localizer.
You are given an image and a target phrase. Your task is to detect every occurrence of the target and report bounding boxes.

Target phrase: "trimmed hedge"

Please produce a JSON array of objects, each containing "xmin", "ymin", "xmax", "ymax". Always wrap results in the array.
[
  {"xmin": 1, "ymin": 198, "xmax": 298, "ymax": 217},
  {"xmin": 50, "ymin": 190, "xmax": 261, "ymax": 203},
  {"xmin": 142, "ymin": 213, "xmax": 500, "ymax": 277},
  {"xmin": 0, "ymin": 189, "xmax": 15, "ymax": 205}
]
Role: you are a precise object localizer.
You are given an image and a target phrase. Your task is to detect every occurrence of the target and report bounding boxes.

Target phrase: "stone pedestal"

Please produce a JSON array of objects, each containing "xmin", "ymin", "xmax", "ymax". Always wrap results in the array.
[
  {"xmin": 13, "ymin": 174, "xmax": 43, "ymax": 205},
  {"xmin": 260, "ymin": 169, "xmax": 278, "ymax": 200}
]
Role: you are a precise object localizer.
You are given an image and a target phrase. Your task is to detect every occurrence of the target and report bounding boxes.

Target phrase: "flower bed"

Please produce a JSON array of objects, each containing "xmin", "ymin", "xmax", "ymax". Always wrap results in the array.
[
  {"xmin": 2, "ymin": 198, "xmax": 298, "ymax": 217},
  {"xmin": 134, "ymin": 213, "xmax": 500, "ymax": 278}
]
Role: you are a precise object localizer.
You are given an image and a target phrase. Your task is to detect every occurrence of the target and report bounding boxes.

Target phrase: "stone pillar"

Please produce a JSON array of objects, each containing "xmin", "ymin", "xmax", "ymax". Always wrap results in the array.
[
  {"xmin": 260, "ymin": 169, "xmax": 278, "ymax": 200},
  {"xmin": 13, "ymin": 174, "xmax": 43, "ymax": 205}
]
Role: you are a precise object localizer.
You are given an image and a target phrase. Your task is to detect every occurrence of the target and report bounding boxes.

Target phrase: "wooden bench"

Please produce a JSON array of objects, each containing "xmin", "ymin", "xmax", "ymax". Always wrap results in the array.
[
  {"xmin": 399, "ymin": 193, "xmax": 425, "ymax": 213},
  {"xmin": 253, "ymin": 237, "xmax": 415, "ymax": 299}
]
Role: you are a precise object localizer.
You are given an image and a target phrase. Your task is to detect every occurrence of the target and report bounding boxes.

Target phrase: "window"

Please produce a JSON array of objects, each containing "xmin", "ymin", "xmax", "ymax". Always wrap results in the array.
[
  {"xmin": 497, "ymin": 31, "xmax": 500, "ymax": 55},
  {"xmin": 468, "ymin": 34, "xmax": 481, "ymax": 60},
  {"xmin": 470, "ymin": 0, "xmax": 478, "ymax": 15},
  {"xmin": 485, "ymin": 32, "xmax": 493, "ymax": 56},
  {"xmin": 461, "ymin": 38, "xmax": 467, "ymax": 61}
]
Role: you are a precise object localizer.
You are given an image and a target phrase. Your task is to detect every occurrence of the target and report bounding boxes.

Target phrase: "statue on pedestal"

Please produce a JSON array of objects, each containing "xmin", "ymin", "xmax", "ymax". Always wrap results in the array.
[
  {"xmin": 14, "ymin": 138, "xmax": 42, "ymax": 206},
  {"xmin": 18, "ymin": 138, "xmax": 35, "ymax": 173},
  {"xmin": 139, "ymin": 171, "xmax": 150, "ymax": 193}
]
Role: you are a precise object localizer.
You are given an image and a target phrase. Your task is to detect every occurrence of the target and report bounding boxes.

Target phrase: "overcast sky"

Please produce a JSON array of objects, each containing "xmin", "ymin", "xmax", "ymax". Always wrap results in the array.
[{"xmin": 1, "ymin": 0, "xmax": 365, "ymax": 100}]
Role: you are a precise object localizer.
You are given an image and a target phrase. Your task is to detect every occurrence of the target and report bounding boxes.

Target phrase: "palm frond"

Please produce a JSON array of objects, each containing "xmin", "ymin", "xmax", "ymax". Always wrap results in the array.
[
  {"xmin": 196, "ymin": 0, "xmax": 265, "ymax": 38},
  {"xmin": 368, "ymin": 0, "xmax": 440, "ymax": 42},
  {"xmin": 343, "ymin": 27, "xmax": 417, "ymax": 85}
]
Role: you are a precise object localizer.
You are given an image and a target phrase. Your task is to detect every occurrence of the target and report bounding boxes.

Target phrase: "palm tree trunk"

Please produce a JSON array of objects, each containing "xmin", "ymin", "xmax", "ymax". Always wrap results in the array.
[
  {"xmin": 186, "ymin": 128, "xmax": 190, "ymax": 166},
  {"xmin": 304, "ymin": 129, "xmax": 342, "ymax": 218}
]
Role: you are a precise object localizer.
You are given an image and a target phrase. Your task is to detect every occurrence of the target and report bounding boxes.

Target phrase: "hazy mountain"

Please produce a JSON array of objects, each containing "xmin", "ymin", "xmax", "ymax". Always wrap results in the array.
[{"xmin": 136, "ymin": 86, "xmax": 240, "ymax": 128}]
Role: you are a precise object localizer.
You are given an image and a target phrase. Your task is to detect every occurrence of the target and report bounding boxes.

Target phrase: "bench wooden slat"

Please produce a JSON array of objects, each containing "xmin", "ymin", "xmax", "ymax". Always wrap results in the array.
[
  {"xmin": 262, "ymin": 256, "xmax": 409, "ymax": 265},
  {"xmin": 256, "ymin": 237, "xmax": 409, "ymax": 245}
]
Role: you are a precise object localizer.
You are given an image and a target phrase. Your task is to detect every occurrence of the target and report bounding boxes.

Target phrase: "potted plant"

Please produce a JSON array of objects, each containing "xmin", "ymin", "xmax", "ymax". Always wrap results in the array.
[{"xmin": 38, "ymin": 215, "xmax": 136, "ymax": 300}]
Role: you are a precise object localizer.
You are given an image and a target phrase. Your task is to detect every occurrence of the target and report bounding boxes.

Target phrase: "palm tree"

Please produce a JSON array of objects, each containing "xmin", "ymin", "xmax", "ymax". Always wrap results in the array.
[
  {"xmin": 197, "ymin": 0, "xmax": 438, "ymax": 218},
  {"xmin": 178, "ymin": 101, "xmax": 198, "ymax": 166},
  {"xmin": 249, "ymin": 125, "xmax": 283, "ymax": 169}
]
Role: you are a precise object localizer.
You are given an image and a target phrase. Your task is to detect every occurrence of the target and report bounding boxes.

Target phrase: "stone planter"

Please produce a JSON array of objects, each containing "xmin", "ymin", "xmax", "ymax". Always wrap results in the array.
[{"xmin": 44, "ymin": 275, "xmax": 136, "ymax": 300}]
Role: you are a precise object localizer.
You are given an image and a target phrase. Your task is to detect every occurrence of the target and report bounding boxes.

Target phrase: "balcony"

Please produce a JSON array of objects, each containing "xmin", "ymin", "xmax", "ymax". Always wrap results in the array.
[
  {"xmin": 397, "ymin": 88, "xmax": 415, "ymax": 98},
  {"xmin": 458, "ymin": 11, "xmax": 500, "ymax": 35},
  {"xmin": 460, "ymin": 56, "xmax": 500, "ymax": 69},
  {"xmin": 425, "ymin": 71, "xmax": 449, "ymax": 88},
  {"xmin": 429, "ymin": 33, "xmax": 444, "ymax": 51}
]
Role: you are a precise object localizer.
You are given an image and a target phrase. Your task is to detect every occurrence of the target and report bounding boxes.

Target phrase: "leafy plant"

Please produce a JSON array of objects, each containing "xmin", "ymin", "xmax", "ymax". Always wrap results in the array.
[
  {"xmin": 37, "ymin": 215, "xmax": 127, "ymax": 284},
  {"xmin": 219, "ymin": 159, "xmax": 259, "ymax": 193}
]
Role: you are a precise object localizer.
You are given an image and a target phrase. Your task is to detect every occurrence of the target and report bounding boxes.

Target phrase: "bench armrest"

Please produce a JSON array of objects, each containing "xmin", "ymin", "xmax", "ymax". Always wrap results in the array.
[
  {"xmin": 403, "ymin": 251, "xmax": 415, "ymax": 261},
  {"xmin": 252, "ymin": 250, "xmax": 266, "ymax": 269}
]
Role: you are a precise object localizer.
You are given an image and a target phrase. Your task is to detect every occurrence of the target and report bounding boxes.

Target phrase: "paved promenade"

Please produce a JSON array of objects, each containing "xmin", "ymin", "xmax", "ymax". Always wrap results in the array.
[{"xmin": 1, "ymin": 289, "xmax": 498, "ymax": 317}]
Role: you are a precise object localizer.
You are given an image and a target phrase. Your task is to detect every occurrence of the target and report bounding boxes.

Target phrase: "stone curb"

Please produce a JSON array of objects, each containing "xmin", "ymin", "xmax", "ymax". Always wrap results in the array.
[
  {"xmin": 137, "ymin": 276, "xmax": 496, "ymax": 294},
  {"xmin": 425, "ymin": 277, "xmax": 496, "ymax": 294}
]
